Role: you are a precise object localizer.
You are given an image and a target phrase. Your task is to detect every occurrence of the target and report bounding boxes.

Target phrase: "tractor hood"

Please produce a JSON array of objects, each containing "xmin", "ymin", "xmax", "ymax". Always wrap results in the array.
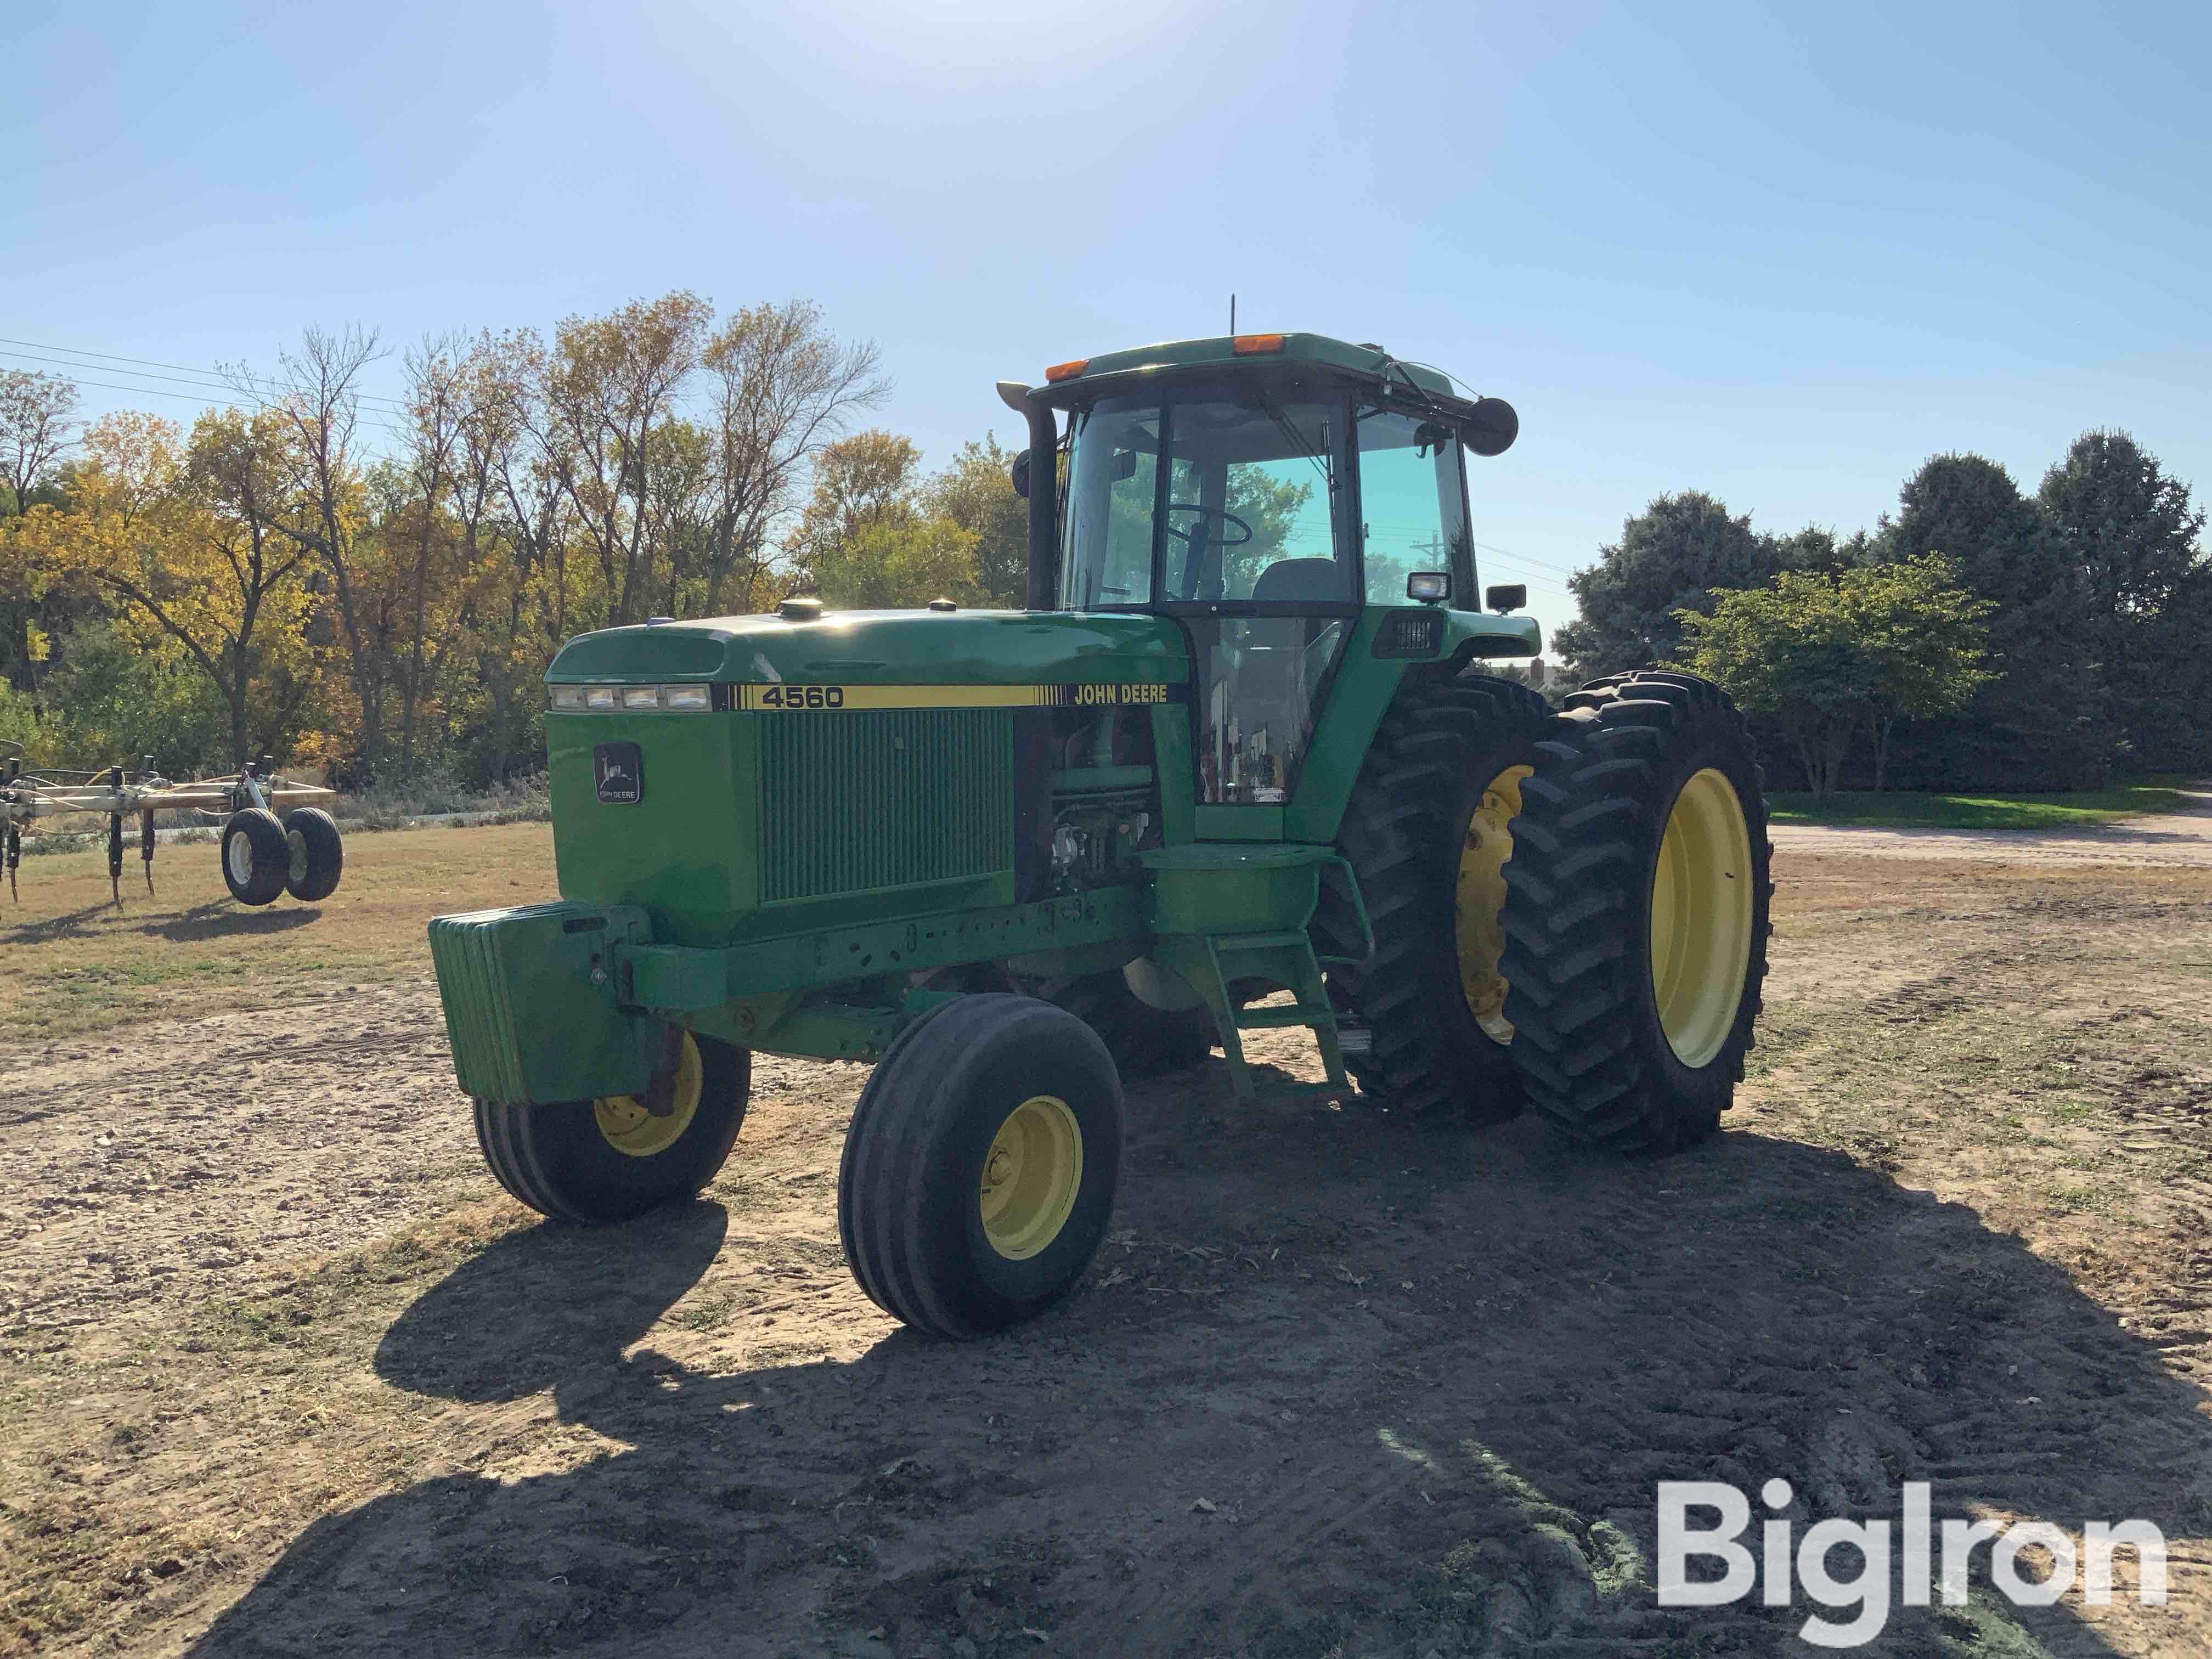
[{"xmin": 547, "ymin": 610, "xmax": 1190, "ymax": 688}]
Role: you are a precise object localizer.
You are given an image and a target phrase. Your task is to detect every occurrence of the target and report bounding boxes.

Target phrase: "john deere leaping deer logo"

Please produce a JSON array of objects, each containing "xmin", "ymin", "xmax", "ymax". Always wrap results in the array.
[{"xmin": 594, "ymin": 742, "xmax": 643, "ymax": 805}]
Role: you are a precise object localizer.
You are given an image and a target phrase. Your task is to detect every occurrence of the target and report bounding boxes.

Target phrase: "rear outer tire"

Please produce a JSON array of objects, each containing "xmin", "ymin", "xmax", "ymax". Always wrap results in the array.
[
  {"xmin": 839, "ymin": 994, "xmax": 1122, "ymax": 1340},
  {"xmin": 1498, "ymin": 670, "xmax": 1773, "ymax": 1153},
  {"xmin": 1319, "ymin": 671, "xmax": 1553, "ymax": 1122},
  {"xmin": 283, "ymin": 808, "xmax": 343, "ymax": 901},
  {"xmin": 474, "ymin": 1030, "xmax": 750, "ymax": 1223},
  {"xmin": 220, "ymin": 808, "xmax": 290, "ymax": 906}
]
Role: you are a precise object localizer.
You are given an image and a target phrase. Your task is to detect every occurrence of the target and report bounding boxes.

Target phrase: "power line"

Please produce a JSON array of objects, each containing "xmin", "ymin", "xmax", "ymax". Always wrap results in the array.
[
  {"xmin": 5, "ymin": 358, "xmax": 415, "ymax": 447},
  {"xmin": 1472, "ymin": 539, "xmax": 1581, "ymax": 580},
  {"xmin": 0, "ymin": 335, "xmax": 415, "ymax": 415}
]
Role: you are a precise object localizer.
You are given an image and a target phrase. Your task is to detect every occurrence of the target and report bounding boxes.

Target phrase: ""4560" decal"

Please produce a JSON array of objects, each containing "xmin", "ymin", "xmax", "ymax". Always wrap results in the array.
[{"xmin": 753, "ymin": 685, "xmax": 845, "ymax": 709}]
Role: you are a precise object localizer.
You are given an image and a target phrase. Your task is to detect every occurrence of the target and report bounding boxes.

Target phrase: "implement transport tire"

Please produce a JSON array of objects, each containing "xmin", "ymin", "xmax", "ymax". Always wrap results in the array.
[
  {"xmin": 220, "ymin": 808, "xmax": 290, "ymax": 907},
  {"xmin": 473, "ymin": 1030, "xmax": 750, "ymax": 1223},
  {"xmin": 282, "ymin": 807, "xmax": 344, "ymax": 902},
  {"xmin": 1318, "ymin": 671, "xmax": 1554, "ymax": 1124},
  {"xmin": 1498, "ymin": 670, "xmax": 1772, "ymax": 1153},
  {"xmin": 839, "ymin": 994, "xmax": 1122, "ymax": 1341}
]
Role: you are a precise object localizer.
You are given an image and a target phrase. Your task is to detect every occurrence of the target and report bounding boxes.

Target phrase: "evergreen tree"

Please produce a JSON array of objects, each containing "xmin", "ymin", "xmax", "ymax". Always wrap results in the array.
[{"xmin": 1881, "ymin": 453, "xmax": 2111, "ymax": 787}]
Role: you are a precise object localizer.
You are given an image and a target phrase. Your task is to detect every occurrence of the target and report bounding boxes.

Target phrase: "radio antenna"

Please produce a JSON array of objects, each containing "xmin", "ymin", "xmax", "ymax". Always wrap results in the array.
[{"xmin": 1229, "ymin": 293, "xmax": 1236, "ymax": 335}]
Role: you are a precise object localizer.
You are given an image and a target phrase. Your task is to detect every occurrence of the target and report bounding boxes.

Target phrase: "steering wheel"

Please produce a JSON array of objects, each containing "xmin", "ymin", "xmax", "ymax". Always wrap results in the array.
[{"xmin": 1164, "ymin": 503, "xmax": 1254, "ymax": 546}]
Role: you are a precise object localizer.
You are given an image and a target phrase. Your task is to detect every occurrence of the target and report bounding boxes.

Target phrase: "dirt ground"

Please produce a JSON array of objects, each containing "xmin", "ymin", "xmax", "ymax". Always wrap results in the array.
[
  {"xmin": 0, "ymin": 822, "xmax": 556, "ymax": 1041},
  {"xmin": 5, "ymin": 834, "xmax": 2212, "ymax": 1657},
  {"xmin": 1769, "ymin": 780, "xmax": 2212, "ymax": 867}
]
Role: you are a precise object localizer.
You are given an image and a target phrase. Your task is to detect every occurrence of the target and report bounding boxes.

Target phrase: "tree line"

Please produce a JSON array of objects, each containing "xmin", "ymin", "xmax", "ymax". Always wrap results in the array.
[
  {"xmin": 1554, "ymin": 438, "xmax": 2207, "ymax": 795},
  {"xmin": 0, "ymin": 292, "xmax": 1029, "ymax": 786},
  {"xmin": 9, "ymin": 308, "xmax": 2197, "ymax": 803}
]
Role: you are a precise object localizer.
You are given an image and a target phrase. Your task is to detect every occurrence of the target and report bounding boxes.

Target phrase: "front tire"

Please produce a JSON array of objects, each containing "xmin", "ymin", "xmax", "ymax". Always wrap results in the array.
[
  {"xmin": 220, "ymin": 808, "xmax": 290, "ymax": 906},
  {"xmin": 839, "ymin": 995, "xmax": 1122, "ymax": 1340},
  {"xmin": 1498, "ymin": 671, "xmax": 1772, "ymax": 1152},
  {"xmin": 473, "ymin": 1030, "xmax": 750, "ymax": 1223}
]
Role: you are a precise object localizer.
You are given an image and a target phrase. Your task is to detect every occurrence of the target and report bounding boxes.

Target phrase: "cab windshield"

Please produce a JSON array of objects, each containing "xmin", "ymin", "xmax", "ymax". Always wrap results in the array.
[{"xmin": 1059, "ymin": 390, "xmax": 1350, "ymax": 611}]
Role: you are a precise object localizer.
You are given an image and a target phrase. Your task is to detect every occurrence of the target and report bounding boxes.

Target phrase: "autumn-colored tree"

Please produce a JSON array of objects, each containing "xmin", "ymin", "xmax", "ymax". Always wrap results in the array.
[
  {"xmin": 19, "ymin": 412, "xmax": 322, "ymax": 766},
  {"xmin": 1, "ymin": 369, "xmax": 81, "ymax": 692},
  {"xmin": 541, "ymin": 292, "xmax": 714, "ymax": 630},
  {"xmin": 697, "ymin": 301, "xmax": 889, "ymax": 614},
  {"xmin": 810, "ymin": 518, "xmax": 979, "ymax": 610},
  {"xmin": 922, "ymin": 434, "xmax": 1028, "ymax": 607},
  {"xmin": 0, "ymin": 370, "xmax": 78, "ymax": 517},
  {"xmin": 795, "ymin": 430, "xmax": 924, "ymax": 566}
]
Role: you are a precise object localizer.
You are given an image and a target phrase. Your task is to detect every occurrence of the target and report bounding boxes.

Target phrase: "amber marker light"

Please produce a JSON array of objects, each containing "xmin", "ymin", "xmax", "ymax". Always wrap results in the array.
[
  {"xmin": 1231, "ymin": 334, "xmax": 1286, "ymax": 354},
  {"xmin": 1044, "ymin": 359, "xmax": 1090, "ymax": 382}
]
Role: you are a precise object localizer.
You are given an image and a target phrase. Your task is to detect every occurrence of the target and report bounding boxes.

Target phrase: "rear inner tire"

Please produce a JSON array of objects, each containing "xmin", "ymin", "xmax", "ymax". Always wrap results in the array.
[{"xmin": 1319, "ymin": 672, "xmax": 1552, "ymax": 1124}]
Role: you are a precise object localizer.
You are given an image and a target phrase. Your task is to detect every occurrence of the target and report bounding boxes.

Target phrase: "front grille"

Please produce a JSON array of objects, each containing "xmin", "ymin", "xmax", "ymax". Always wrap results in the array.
[{"xmin": 759, "ymin": 709, "xmax": 1015, "ymax": 901}]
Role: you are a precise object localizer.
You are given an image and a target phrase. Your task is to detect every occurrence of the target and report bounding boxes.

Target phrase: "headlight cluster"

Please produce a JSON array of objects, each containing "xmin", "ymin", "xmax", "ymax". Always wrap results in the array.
[{"xmin": 548, "ymin": 684, "xmax": 714, "ymax": 712}]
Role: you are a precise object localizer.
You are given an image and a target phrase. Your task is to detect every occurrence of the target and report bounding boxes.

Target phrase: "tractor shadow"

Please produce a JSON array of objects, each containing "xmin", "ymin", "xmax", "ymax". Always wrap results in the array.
[{"xmin": 183, "ymin": 1097, "xmax": 2211, "ymax": 1658}]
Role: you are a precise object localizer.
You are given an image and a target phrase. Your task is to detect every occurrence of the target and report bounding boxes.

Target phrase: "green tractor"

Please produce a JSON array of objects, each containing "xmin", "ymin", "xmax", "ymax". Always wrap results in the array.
[{"xmin": 428, "ymin": 331, "xmax": 1771, "ymax": 1340}]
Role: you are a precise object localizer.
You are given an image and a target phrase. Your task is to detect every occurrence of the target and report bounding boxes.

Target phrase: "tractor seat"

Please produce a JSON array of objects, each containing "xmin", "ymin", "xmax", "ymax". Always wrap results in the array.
[{"xmin": 1250, "ymin": 557, "xmax": 1351, "ymax": 604}]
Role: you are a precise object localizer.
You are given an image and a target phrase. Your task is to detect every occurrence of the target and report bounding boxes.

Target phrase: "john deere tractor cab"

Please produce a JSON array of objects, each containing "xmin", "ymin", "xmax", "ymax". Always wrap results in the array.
[{"xmin": 428, "ymin": 331, "xmax": 1771, "ymax": 1340}]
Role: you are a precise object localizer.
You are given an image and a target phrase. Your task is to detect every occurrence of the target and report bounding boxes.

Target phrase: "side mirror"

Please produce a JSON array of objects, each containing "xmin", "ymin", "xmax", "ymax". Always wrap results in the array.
[
  {"xmin": 1010, "ymin": 449, "xmax": 1031, "ymax": 499},
  {"xmin": 1406, "ymin": 572, "xmax": 1451, "ymax": 603},
  {"xmin": 1463, "ymin": 397, "xmax": 1519, "ymax": 458},
  {"xmin": 1485, "ymin": 583, "xmax": 1526, "ymax": 614}
]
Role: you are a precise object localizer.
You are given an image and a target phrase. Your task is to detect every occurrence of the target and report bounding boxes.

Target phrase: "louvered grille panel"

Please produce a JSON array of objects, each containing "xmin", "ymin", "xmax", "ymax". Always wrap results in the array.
[{"xmin": 758, "ymin": 709, "xmax": 1014, "ymax": 901}]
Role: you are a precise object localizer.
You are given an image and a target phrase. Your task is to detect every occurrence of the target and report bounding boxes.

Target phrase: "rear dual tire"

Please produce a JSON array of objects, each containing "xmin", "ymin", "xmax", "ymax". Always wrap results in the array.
[
  {"xmin": 1498, "ymin": 671, "xmax": 1772, "ymax": 1153},
  {"xmin": 1320, "ymin": 672, "xmax": 1554, "ymax": 1123}
]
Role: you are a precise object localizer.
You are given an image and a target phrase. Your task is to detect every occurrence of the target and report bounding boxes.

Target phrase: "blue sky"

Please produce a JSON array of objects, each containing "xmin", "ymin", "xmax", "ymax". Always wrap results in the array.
[{"xmin": 9, "ymin": 0, "xmax": 2207, "ymax": 643}]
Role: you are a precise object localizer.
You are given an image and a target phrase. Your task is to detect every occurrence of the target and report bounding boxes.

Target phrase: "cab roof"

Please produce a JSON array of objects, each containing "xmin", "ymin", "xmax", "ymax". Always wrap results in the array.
[{"xmin": 1042, "ymin": 332, "xmax": 1459, "ymax": 403}]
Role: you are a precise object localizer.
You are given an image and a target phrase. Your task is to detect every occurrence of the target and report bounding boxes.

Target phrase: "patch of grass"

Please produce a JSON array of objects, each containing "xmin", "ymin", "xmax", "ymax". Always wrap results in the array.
[
  {"xmin": 1768, "ymin": 775, "xmax": 2192, "ymax": 829},
  {"xmin": 668, "ymin": 1293, "xmax": 736, "ymax": 1333},
  {"xmin": 0, "ymin": 822, "xmax": 558, "ymax": 1040}
]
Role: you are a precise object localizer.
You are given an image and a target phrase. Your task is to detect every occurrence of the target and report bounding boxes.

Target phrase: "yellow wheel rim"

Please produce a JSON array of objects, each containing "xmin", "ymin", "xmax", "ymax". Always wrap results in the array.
[
  {"xmin": 1455, "ymin": 764, "xmax": 1531, "ymax": 1044},
  {"xmin": 592, "ymin": 1032, "xmax": 703, "ymax": 1158},
  {"xmin": 1648, "ymin": 768, "xmax": 1756, "ymax": 1068},
  {"xmin": 979, "ymin": 1095, "xmax": 1083, "ymax": 1261}
]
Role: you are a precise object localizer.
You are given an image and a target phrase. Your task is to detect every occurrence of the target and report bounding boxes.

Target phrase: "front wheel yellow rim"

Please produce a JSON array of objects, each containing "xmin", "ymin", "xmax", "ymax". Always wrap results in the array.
[
  {"xmin": 1647, "ymin": 768, "xmax": 1756, "ymax": 1068},
  {"xmin": 592, "ymin": 1032, "xmax": 704, "ymax": 1158},
  {"xmin": 979, "ymin": 1095, "xmax": 1084, "ymax": 1261},
  {"xmin": 1456, "ymin": 764, "xmax": 1532, "ymax": 1044}
]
